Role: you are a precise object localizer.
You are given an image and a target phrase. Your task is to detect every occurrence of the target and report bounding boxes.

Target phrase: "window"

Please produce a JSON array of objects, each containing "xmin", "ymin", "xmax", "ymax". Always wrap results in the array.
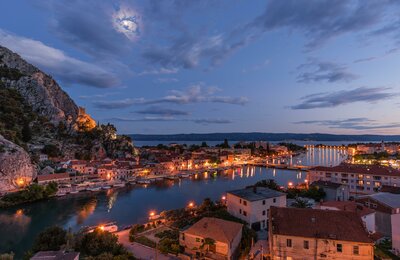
[
  {"xmin": 243, "ymin": 211, "xmax": 247, "ymax": 216},
  {"xmin": 196, "ymin": 237, "xmax": 200, "ymax": 242},
  {"xmin": 303, "ymin": 240, "xmax": 309, "ymax": 249},
  {"xmin": 262, "ymin": 210, "xmax": 266, "ymax": 216},
  {"xmin": 262, "ymin": 200, "xmax": 265, "ymax": 205},
  {"xmin": 239, "ymin": 209, "xmax": 242, "ymax": 214},
  {"xmin": 273, "ymin": 198, "xmax": 276, "ymax": 203},
  {"xmin": 337, "ymin": 244, "xmax": 342, "ymax": 253},
  {"xmin": 286, "ymin": 239, "xmax": 292, "ymax": 247},
  {"xmin": 243, "ymin": 200, "xmax": 247, "ymax": 206},
  {"xmin": 239, "ymin": 199, "xmax": 242, "ymax": 204},
  {"xmin": 353, "ymin": 246, "xmax": 359, "ymax": 255}
]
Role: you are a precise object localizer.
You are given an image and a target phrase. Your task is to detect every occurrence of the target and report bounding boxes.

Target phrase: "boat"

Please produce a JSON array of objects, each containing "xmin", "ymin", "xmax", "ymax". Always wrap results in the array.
[
  {"xmin": 70, "ymin": 190, "xmax": 79, "ymax": 194},
  {"xmin": 137, "ymin": 180, "xmax": 151, "ymax": 184},
  {"xmin": 165, "ymin": 175, "xmax": 178, "ymax": 180},
  {"xmin": 85, "ymin": 222, "xmax": 118, "ymax": 233},
  {"xmin": 113, "ymin": 182, "xmax": 125, "ymax": 188},
  {"xmin": 179, "ymin": 173, "xmax": 190, "ymax": 178},
  {"xmin": 87, "ymin": 186, "xmax": 101, "ymax": 192},
  {"xmin": 101, "ymin": 185, "xmax": 111, "ymax": 190}
]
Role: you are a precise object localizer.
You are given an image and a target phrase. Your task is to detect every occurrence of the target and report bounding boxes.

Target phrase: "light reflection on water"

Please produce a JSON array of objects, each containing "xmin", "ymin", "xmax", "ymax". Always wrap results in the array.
[{"xmin": 0, "ymin": 148, "xmax": 346, "ymax": 257}]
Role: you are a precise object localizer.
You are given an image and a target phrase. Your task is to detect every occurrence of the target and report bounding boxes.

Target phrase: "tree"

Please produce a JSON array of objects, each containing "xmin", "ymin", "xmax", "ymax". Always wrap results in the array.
[
  {"xmin": 21, "ymin": 121, "xmax": 32, "ymax": 142},
  {"xmin": 253, "ymin": 179, "xmax": 282, "ymax": 191},
  {"xmin": 42, "ymin": 144, "xmax": 60, "ymax": 157},
  {"xmin": 76, "ymin": 229, "xmax": 128, "ymax": 257},
  {"xmin": 291, "ymin": 198, "xmax": 312, "ymax": 208},
  {"xmin": 32, "ymin": 226, "xmax": 67, "ymax": 252},
  {"xmin": 201, "ymin": 142, "xmax": 208, "ymax": 148}
]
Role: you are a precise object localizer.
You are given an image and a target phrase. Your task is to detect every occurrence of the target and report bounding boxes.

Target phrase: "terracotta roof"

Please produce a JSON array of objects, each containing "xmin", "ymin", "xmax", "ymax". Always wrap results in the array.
[
  {"xmin": 310, "ymin": 163, "xmax": 400, "ymax": 177},
  {"xmin": 37, "ymin": 173, "xmax": 70, "ymax": 182},
  {"xmin": 319, "ymin": 201, "xmax": 375, "ymax": 217},
  {"xmin": 183, "ymin": 217, "xmax": 242, "ymax": 243},
  {"xmin": 270, "ymin": 207, "xmax": 372, "ymax": 243}
]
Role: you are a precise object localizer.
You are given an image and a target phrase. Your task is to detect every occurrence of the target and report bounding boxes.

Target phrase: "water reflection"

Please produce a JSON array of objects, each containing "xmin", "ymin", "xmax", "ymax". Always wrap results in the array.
[{"xmin": 76, "ymin": 198, "xmax": 97, "ymax": 224}]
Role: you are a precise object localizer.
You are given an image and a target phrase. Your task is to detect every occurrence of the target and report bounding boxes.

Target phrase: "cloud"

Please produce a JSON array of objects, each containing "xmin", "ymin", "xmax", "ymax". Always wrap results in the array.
[
  {"xmin": 135, "ymin": 107, "xmax": 189, "ymax": 116},
  {"xmin": 291, "ymin": 87, "xmax": 397, "ymax": 109},
  {"xmin": 109, "ymin": 116, "xmax": 232, "ymax": 124},
  {"xmin": 138, "ymin": 67, "xmax": 179, "ymax": 76},
  {"xmin": 93, "ymin": 84, "xmax": 248, "ymax": 109},
  {"xmin": 155, "ymin": 78, "xmax": 179, "ymax": 83},
  {"xmin": 250, "ymin": 0, "xmax": 395, "ymax": 49},
  {"xmin": 297, "ymin": 59, "xmax": 357, "ymax": 83},
  {"xmin": 44, "ymin": 1, "xmax": 134, "ymax": 57},
  {"xmin": 0, "ymin": 29, "xmax": 119, "ymax": 88},
  {"xmin": 294, "ymin": 117, "xmax": 400, "ymax": 130}
]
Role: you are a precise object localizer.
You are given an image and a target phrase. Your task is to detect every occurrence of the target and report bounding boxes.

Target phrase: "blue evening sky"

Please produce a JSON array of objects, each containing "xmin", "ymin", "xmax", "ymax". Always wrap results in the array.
[{"xmin": 1, "ymin": 0, "xmax": 400, "ymax": 134}]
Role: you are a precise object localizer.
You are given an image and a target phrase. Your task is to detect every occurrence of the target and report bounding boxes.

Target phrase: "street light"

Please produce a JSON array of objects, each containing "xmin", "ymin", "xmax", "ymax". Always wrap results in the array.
[{"xmin": 188, "ymin": 201, "xmax": 195, "ymax": 208}]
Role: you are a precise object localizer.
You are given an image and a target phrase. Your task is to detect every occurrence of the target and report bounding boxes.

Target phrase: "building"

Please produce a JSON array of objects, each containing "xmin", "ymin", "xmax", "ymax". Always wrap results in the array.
[
  {"xmin": 31, "ymin": 250, "xmax": 79, "ymax": 260},
  {"xmin": 356, "ymin": 192, "xmax": 400, "ymax": 237},
  {"xmin": 269, "ymin": 207, "xmax": 374, "ymax": 260},
  {"xmin": 308, "ymin": 164, "xmax": 400, "ymax": 195},
  {"xmin": 226, "ymin": 186, "xmax": 286, "ymax": 230},
  {"xmin": 310, "ymin": 180, "xmax": 349, "ymax": 201},
  {"xmin": 317, "ymin": 201, "xmax": 376, "ymax": 234},
  {"xmin": 37, "ymin": 173, "xmax": 70, "ymax": 185},
  {"xmin": 179, "ymin": 217, "xmax": 243, "ymax": 260}
]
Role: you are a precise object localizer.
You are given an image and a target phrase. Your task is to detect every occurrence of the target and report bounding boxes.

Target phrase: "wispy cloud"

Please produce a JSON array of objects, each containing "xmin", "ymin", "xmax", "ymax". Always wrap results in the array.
[
  {"xmin": 109, "ymin": 116, "xmax": 232, "ymax": 125},
  {"xmin": 138, "ymin": 67, "xmax": 179, "ymax": 76},
  {"xmin": 291, "ymin": 87, "xmax": 397, "ymax": 109},
  {"xmin": 134, "ymin": 106, "xmax": 189, "ymax": 116},
  {"xmin": 155, "ymin": 78, "xmax": 179, "ymax": 83},
  {"xmin": 297, "ymin": 59, "xmax": 357, "ymax": 83},
  {"xmin": 0, "ymin": 29, "xmax": 119, "ymax": 88},
  {"xmin": 93, "ymin": 84, "xmax": 248, "ymax": 109},
  {"xmin": 295, "ymin": 117, "xmax": 400, "ymax": 130}
]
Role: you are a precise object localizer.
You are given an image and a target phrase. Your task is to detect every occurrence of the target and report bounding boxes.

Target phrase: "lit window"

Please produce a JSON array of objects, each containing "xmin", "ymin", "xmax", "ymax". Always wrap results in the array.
[{"xmin": 337, "ymin": 244, "xmax": 342, "ymax": 253}]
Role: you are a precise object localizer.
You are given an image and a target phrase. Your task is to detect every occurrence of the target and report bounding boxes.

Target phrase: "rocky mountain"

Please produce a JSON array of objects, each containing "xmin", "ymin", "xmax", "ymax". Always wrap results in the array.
[
  {"xmin": 0, "ymin": 45, "xmax": 135, "ymax": 193},
  {"xmin": 0, "ymin": 135, "xmax": 36, "ymax": 193},
  {"xmin": 0, "ymin": 46, "xmax": 79, "ymax": 123}
]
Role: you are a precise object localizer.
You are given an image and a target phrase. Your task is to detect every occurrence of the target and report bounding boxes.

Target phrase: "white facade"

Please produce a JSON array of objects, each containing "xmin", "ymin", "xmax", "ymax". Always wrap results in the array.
[
  {"xmin": 392, "ymin": 214, "xmax": 400, "ymax": 256},
  {"xmin": 227, "ymin": 188, "xmax": 286, "ymax": 230},
  {"xmin": 308, "ymin": 170, "xmax": 400, "ymax": 195}
]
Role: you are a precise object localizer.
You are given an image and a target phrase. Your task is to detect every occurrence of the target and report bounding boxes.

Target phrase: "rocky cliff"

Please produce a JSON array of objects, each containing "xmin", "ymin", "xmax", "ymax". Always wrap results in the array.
[
  {"xmin": 0, "ymin": 46, "xmax": 79, "ymax": 123},
  {"xmin": 0, "ymin": 135, "xmax": 36, "ymax": 193}
]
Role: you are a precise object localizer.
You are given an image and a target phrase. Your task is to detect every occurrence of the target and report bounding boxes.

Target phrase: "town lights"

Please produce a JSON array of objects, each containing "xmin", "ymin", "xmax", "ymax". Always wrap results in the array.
[
  {"xmin": 288, "ymin": 182, "xmax": 293, "ymax": 188},
  {"xmin": 221, "ymin": 195, "xmax": 226, "ymax": 200},
  {"xmin": 188, "ymin": 201, "xmax": 195, "ymax": 208},
  {"xmin": 149, "ymin": 211, "xmax": 156, "ymax": 217},
  {"xmin": 17, "ymin": 178, "xmax": 25, "ymax": 187},
  {"xmin": 99, "ymin": 225, "xmax": 105, "ymax": 231}
]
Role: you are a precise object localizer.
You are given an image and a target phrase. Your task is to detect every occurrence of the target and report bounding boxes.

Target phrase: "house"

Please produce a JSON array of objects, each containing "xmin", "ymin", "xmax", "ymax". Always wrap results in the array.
[
  {"xmin": 179, "ymin": 217, "xmax": 242, "ymax": 260},
  {"xmin": 356, "ymin": 192, "xmax": 400, "ymax": 237},
  {"xmin": 39, "ymin": 154, "xmax": 49, "ymax": 162},
  {"xmin": 31, "ymin": 250, "xmax": 79, "ymax": 260},
  {"xmin": 39, "ymin": 166, "xmax": 55, "ymax": 176},
  {"xmin": 308, "ymin": 164, "xmax": 400, "ymax": 195},
  {"xmin": 269, "ymin": 207, "xmax": 374, "ymax": 260},
  {"xmin": 310, "ymin": 180, "xmax": 350, "ymax": 201},
  {"xmin": 392, "ymin": 214, "xmax": 400, "ymax": 256},
  {"xmin": 37, "ymin": 173, "xmax": 70, "ymax": 185},
  {"xmin": 317, "ymin": 201, "xmax": 376, "ymax": 234},
  {"xmin": 226, "ymin": 186, "xmax": 286, "ymax": 230}
]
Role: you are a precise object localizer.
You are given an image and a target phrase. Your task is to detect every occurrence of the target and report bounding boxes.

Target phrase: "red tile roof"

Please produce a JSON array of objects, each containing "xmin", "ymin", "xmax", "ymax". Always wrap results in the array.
[
  {"xmin": 310, "ymin": 163, "xmax": 400, "ymax": 177},
  {"xmin": 270, "ymin": 207, "xmax": 372, "ymax": 243},
  {"xmin": 319, "ymin": 201, "xmax": 375, "ymax": 217},
  {"xmin": 37, "ymin": 173, "xmax": 70, "ymax": 182},
  {"xmin": 183, "ymin": 217, "xmax": 242, "ymax": 243}
]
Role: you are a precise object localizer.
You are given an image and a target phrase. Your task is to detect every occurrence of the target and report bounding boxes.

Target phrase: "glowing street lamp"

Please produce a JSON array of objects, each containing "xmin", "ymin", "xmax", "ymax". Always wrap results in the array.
[
  {"xmin": 188, "ymin": 201, "xmax": 195, "ymax": 208},
  {"xmin": 149, "ymin": 211, "xmax": 156, "ymax": 217},
  {"xmin": 288, "ymin": 182, "xmax": 294, "ymax": 188},
  {"xmin": 221, "ymin": 195, "xmax": 226, "ymax": 200},
  {"xmin": 98, "ymin": 225, "xmax": 105, "ymax": 231}
]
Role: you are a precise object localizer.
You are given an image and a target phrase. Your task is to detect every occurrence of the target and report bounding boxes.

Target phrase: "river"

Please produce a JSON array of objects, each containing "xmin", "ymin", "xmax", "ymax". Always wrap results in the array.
[{"xmin": 0, "ymin": 147, "xmax": 347, "ymax": 257}]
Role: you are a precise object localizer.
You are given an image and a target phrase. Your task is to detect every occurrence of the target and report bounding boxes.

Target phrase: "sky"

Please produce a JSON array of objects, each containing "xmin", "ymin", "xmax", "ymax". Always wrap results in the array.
[{"xmin": 1, "ymin": 0, "xmax": 400, "ymax": 135}]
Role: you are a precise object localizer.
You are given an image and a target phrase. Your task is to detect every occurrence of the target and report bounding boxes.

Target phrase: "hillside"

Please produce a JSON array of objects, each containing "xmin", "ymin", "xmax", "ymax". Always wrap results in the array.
[{"xmin": 0, "ymin": 46, "xmax": 135, "ymax": 193}]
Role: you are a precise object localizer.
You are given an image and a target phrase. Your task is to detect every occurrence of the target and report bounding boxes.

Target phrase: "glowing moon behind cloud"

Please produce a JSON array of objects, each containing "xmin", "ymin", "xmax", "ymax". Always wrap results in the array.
[{"xmin": 112, "ymin": 7, "xmax": 141, "ymax": 41}]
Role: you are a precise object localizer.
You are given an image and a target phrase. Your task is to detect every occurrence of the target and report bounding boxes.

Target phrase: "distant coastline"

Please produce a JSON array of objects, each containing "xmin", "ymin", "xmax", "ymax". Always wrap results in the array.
[{"xmin": 130, "ymin": 133, "xmax": 400, "ymax": 142}]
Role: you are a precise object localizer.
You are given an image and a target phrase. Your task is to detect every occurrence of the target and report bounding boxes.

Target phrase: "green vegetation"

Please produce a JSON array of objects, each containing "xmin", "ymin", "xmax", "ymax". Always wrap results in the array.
[
  {"xmin": 133, "ymin": 236, "xmax": 156, "ymax": 248},
  {"xmin": 42, "ymin": 144, "xmax": 60, "ymax": 157},
  {"xmin": 216, "ymin": 139, "xmax": 230, "ymax": 148},
  {"xmin": 28, "ymin": 226, "xmax": 135, "ymax": 259},
  {"xmin": 374, "ymin": 239, "xmax": 400, "ymax": 260},
  {"xmin": 290, "ymin": 197, "xmax": 313, "ymax": 208},
  {"xmin": 0, "ymin": 64, "xmax": 24, "ymax": 80},
  {"xmin": 253, "ymin": 179, "xmax": 283, "ymax": 191},
  {"xmin": 32, "ymin": 226, "xmax": 67, "ymax": 252},
  {"xmin": 353, "ymin": 151, "xmax": 390, "ymax": 161},
  {"xmin": 155, "ymin": 230, "xmax": 181, "ymax": 255},
  {"xmin": 128, "ymin": 224, "xmax": 152, "ymax": 242},
  {"xmin": 278, "ymin": 142, "xmax": 306, "ymax": 152},
  {"xmin": 286, "ymin": 186, "xmax": 326, "ymax": 202},
  {"xmin": 0, "ymin": 182, "xmax": 58, "ymax": 208},
  {"xmin": 0, "ymin": 82, "xmax": 37, "ymax": 145}
]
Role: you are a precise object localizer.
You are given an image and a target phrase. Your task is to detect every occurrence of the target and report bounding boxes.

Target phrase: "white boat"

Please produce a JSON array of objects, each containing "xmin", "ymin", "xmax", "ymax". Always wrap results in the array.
[
  {"xmin": 165, "ymin": 176, "xmax": 178, "ymax": 180},
  {"xmin": 137, "ymin": 180, "xmax": 151, "ymax": 184},
  {"xmin": 87, "ymin": 186, "xmax": 101, "ymax": 192},
  {"xmin": 70, "ymin": 190, "xmax": 79, "ymax": 194},
  {"xmin": 113, "ymin": 183, "xmax": 125, "ymax": 188},
  {"xmin": 101, "ymin": 186, "xmax": 111, "ymax": 190},
  {"xmin": 86, "ymin": 222, "xmax": 118, "ymax": 233}
]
